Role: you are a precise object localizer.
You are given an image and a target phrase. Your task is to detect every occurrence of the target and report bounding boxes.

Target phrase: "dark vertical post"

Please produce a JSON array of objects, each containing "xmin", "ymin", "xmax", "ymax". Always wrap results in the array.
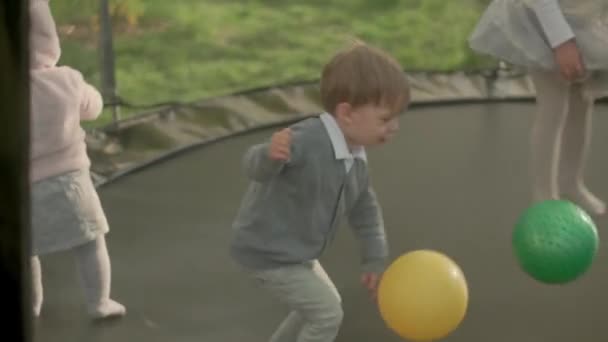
[
  {"xmin": 0, "ymin": 0, "xmax": 32, "ymax": 341},
  {"xmin": 99, "ymin": 0, "xmax": 120, "ymax": 122}
]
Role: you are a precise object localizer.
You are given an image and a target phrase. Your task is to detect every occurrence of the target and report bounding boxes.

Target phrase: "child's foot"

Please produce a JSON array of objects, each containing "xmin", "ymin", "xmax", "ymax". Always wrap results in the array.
[
  {"xmin": 33, "ymin": 306, "xmax": 41, "ymax": 318},
  {"xmin": 562, "ymin": 185, "xmax": 606, "ymax": 216},
  {"xmin": 88, "ymin": 299, "xmax": 126, "ymax": 319}
]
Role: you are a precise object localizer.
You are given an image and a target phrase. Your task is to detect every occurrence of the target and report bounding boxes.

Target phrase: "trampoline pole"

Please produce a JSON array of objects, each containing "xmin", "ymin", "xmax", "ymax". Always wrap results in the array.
[
  {"xmin": 99, "ymin": 0, "xmax": 120, "ymax": 123},
  {"xmin": 0, "ymin": 0, "xmax": 33, "ymax": 341}
]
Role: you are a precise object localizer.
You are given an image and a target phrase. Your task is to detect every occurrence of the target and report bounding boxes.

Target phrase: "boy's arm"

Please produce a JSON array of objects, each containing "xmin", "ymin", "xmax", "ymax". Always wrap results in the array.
[
  {"xmin": 242, "ymin": 125, "xmax": 305, "ymax": 182},
  {"xmin": 348, "ymin": 184, "xmax": 389, "ymax": 274},
  {"xmin": 242, "ymin": 142, "xmax": 288, "ymax": 182},
  {"xmin": 526, "ymin": 0, "xmax": 575, "ymax": 47}
]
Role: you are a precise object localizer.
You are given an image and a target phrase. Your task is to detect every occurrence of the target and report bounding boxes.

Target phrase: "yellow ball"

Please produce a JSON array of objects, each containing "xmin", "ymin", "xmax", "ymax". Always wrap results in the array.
[{"xmin": 377, "ymin": 250, "xmax": 469, "ymax": 341}]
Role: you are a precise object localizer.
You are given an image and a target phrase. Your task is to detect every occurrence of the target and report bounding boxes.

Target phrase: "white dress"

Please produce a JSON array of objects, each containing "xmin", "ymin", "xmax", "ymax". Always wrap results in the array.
[{"xmin": 469, "ymin": 0, "xmax": 608, "ymax": 71}]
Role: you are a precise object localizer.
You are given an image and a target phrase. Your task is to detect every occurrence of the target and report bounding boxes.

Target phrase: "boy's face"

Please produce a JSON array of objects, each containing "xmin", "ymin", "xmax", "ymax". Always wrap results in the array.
[{"xmin": 336, "ymin": 103, "xmax": 400, "ymax": 147}]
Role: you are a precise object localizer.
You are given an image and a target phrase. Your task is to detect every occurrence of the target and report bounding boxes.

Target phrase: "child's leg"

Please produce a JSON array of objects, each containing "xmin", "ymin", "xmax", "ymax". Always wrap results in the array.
[
  {"xmin": 558, "ymin": 82, "xmax": 605, "ymax": 214},
  {"xmin": 31, "ymin": 256, "xmax": 43, "ymax": 317},
  {"xmin": 529, "ymin": 70, "xmax": 570, "ymax": 202},
  {"xmin": 73, "ymin": 236, "xmax": 125, "ymax": 319},
  {"xmin": 268, "ymin": 261, "xmax": 341, "ymax": 342},
  {"xmin": 251, "ymin": 261, "xmax": 343, "ymax": 342}
]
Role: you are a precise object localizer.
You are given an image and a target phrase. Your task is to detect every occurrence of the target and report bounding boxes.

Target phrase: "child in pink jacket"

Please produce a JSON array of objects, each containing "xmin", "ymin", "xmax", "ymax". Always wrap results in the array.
[{"xmin": 29, "ymin": 0, "xmax": 125, "ymax": 319}]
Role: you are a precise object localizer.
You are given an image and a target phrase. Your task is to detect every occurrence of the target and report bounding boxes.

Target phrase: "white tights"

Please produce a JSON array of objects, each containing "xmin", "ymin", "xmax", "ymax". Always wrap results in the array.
[
  {"xmin": 31, "ymin": 236, "xmax": 126, "ymax": 318},
  {"xmin": 530, "ymin": 70, "xmax": 605, "ymax": 215}
]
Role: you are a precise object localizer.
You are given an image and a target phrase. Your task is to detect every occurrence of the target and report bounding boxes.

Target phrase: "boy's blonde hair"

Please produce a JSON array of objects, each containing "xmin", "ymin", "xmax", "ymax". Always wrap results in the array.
[{"xmin": 320, "ymin": 40, "xmax": 410, "ymax": 116}]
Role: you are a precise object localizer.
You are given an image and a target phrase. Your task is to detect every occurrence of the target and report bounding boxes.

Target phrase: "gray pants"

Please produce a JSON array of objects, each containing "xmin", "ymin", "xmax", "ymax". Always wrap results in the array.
[{"xmin": 248, "ymin": 260, "xmax": 343, "ymax": 342}]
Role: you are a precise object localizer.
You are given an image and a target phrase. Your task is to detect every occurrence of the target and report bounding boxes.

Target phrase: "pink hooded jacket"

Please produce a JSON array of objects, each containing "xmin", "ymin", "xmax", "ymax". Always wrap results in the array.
[{"xmin": 29, "ymin": 0, "xmax": 103, "ymax": 183}]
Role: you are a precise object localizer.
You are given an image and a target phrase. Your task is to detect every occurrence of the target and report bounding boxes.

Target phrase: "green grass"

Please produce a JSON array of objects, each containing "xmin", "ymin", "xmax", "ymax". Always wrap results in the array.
[{"xmin": 50, "ymin": 0, "xmax": 495, "ymax": 127}]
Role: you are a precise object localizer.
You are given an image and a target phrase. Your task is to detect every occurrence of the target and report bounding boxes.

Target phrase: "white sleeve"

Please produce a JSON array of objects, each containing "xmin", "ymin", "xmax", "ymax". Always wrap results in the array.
[{"xmin": 528, "ymin": 0, "xmax": 575, "ymax": 47}]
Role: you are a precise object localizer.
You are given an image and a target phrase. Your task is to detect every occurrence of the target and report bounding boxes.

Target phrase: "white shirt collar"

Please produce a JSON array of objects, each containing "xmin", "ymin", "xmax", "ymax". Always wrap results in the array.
[{"xmin": 320, "ymin": 112, "xmax": 367, "ymax": 163}]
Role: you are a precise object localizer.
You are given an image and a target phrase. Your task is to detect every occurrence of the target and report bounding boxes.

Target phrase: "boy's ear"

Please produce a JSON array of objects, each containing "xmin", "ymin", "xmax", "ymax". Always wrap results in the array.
[{"xmin": 335, "ymin": 102, "xmax": 353, "ymax": 124}]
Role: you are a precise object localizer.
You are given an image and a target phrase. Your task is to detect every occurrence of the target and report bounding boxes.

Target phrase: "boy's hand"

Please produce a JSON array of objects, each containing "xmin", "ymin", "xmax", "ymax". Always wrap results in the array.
[
  {"xmin": 554, "ymin": 39, "xmax": 586, "ymax": 82},
  {"xmin": 268, "ymin": 128, "xmax": 292, "ymax": 161},
  {"xmin": 361, "ymin": 272, "xmax": 380, "ymax": 301}
]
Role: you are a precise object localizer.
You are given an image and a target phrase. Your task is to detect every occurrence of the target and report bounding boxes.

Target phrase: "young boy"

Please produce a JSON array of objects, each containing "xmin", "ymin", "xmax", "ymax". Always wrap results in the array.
[{"xmin": 229, "ymin": 41, "xmax": 410, "ymax": 342}]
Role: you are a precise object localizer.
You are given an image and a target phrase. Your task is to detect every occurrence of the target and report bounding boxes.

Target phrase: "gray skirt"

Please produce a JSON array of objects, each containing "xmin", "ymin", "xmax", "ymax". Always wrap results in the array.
[{"xmin": 31, "ymin": 168, "xmax": 109, "ymax": 256}]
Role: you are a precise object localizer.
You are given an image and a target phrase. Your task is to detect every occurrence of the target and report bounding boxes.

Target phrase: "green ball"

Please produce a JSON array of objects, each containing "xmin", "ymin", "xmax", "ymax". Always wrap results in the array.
[{"xmin": 513, "ymin": 200, "xmax": 599, "ymax": 284}]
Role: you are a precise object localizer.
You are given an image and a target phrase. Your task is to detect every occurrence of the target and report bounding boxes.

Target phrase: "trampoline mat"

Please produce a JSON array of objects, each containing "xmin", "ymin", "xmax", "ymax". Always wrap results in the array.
[{"xmin": 33, "ymin": 102, "xmax": 608, "ymax": 342}]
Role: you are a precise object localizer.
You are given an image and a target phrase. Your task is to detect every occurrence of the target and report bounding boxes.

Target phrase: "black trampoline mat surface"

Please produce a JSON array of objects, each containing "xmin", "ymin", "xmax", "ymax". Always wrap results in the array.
[{"xmin": 33, "ymin": 102, "xmax": 608, "ymax": 342}]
